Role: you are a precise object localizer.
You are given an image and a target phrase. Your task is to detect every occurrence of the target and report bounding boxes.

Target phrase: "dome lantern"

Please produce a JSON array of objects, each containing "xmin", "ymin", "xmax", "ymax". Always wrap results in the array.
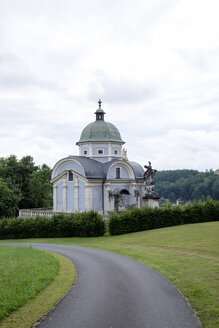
[{"xmin": 95, "ymin": 99, "xmax": 105, "ymax": 121}]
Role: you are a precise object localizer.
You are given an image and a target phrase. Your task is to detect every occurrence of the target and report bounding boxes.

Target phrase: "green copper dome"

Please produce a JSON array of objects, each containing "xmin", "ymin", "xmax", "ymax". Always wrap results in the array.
[
  {"xmin": 76, "ymin": 120, "xmax": 124, "ymax": 145},
  {"xmin": 76, "ymin": 100, "xmax": 124, "ymax": 145}
]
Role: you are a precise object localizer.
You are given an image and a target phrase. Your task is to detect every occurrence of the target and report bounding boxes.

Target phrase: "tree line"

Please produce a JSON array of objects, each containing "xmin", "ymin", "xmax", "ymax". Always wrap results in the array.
[
  {"xmin": 155, "ymin": 169, "xmax": 219, "ymax": 204},
  {"xmin": 0, "ymin": 155, "xmax": 218, "ymax": 217},
  {"xmin": 0, "ymin": 155, "xmax": 52, "ymax": 217}
]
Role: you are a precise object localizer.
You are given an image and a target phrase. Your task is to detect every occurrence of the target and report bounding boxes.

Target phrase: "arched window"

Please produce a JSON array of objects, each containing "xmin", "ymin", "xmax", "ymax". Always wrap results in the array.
[
  {"xmin": 68, "ymin": 170, "xmax": 73, "ymax": 181},
  {"xmin": 116, "ymin": 167, "xmax": 120, "ymax": 179}
]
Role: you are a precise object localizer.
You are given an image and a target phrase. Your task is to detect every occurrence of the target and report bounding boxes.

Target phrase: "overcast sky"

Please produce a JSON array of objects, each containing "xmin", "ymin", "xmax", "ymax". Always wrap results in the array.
[{"xmin": 0, "ymin": 0, "xmax": 218, "ymax": 171}]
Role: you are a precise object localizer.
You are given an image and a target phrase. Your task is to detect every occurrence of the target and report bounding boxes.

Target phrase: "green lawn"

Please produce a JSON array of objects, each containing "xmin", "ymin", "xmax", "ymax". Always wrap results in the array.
[
  {"xmin": 0, "ymin": 246, "xmax": 59, "ymax": 321},
  {"xmin": 1, "ymin": 222, "xmax": 219, "ymax": 327},
  {"xmin": 0, "ymin": 246, "xmax": 76, "ymax": 328}
]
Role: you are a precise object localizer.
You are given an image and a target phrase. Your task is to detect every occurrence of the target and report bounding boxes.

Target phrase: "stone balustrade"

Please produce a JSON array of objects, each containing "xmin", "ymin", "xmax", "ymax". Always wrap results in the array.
[{"xmin": 19, "ymin": 208, "xmax": 56, "ymax": 218}]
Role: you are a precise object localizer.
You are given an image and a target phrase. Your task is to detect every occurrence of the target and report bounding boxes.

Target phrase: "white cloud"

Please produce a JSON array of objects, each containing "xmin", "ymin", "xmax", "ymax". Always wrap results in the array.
[
  {"xmin": 132, "ymin": 129, "xmax": 219, "ymax": 171},
  {"xmin": 0, "ymin": 0, "xmax": 218, "ymax": 171}
]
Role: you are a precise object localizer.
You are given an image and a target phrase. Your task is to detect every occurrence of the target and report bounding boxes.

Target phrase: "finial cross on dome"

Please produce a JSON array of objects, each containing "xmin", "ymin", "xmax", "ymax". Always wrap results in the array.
[{"xmin": 98, "ymin": 99, "xmax": 102, "ymax": 109}]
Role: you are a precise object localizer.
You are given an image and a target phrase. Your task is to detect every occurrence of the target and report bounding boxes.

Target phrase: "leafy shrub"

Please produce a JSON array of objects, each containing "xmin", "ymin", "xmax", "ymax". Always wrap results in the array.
[
  {"xmin": 109, "ymin": 200, "xmax": 219, "ymax": 235},
  {"xmin": 0, "ymin": 210, "xmax": 105, "ymax": 239}
]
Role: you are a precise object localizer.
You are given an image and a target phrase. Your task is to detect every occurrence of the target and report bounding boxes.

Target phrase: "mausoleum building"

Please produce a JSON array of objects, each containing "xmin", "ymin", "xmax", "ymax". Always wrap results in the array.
[{"xmin": 51, "ymin": 100, "xmax": 157, "ymax": 215}]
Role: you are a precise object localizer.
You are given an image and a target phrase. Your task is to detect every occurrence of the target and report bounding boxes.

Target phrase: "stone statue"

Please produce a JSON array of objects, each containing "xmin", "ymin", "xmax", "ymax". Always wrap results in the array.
[
  {"xmin": 144, "ymin": 161, "xmax": 157, "ymax": 185},
  {"xmin": 144, "ymin": 161, "xmax": 158, "ymax": 197},
  {"xmin": 122, "ymin": 148, "xmax": 128, "ymax": 160},
  {"xmin": 116, "ymin": 194, "xmax": 125, "ymax": 211}
]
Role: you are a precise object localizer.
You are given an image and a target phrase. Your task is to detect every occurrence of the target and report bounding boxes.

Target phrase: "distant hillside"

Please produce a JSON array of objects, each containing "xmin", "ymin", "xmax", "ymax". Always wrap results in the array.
[{"xmin": 154, "ymin": 169, "xmax": 219, "ymax": 203}]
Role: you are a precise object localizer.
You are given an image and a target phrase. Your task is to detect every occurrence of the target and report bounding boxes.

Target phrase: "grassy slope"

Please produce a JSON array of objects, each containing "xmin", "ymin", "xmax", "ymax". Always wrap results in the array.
[
  {"xmin": 0, "ymin": 246, "xmax": 59, "ymax": 321},
  {"xmin": 1, "ymin": 222, "xmax": 219, "ymax": 328},
  {"xmin": 0, "ymin": 249, "xmax": 76, "ymax": 328}
]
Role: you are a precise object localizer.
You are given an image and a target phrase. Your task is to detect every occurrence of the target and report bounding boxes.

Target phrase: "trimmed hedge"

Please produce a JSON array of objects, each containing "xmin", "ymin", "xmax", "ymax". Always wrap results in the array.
[
  {"xmin": 109, "ymin": 200, "xmax": 219, "ymax": 235},
  {"xmin": 0, "ymin": 211, "xmax": 105, "ymax": 239},
  {"xmin": 1, "ymin": 201, "xmax": 218, "ymax": 239}
]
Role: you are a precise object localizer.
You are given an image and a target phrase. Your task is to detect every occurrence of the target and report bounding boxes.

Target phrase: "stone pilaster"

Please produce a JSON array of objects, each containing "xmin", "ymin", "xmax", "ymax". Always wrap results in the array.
[
  {"xmin": 137, "ymin": 190, "xmax": 141, "ymax": 208},
  {"xmin": 74, "ymin": 177, "xmax": 79, "ymax": 212},
  {"xmin": 104, "ymin": 183, "xmax": 112, "ymax": 214},
  {"xmin": 62, "ymin": 175, "xmax": 67, "ymax": 212},
  {"xmin": 89, "ymin": 144, "xmax": 92, "ymax": 157},
  {"xmin": 108, "ymin": 143, "xmax": 112, "ymax": 161},
  {"xmin": 109, "ymin": 193, "xmax": 114, "ymax": 212},
  {"xmin": 129, "ymin": 183, "xmax": 136, "ymax": 207},
  {"xmin": 142, "ymin": 184, "xmax": 145, "ymax": 198},
  {"xmin": 85, "ymin": 183, "xmax": 92, "ymax": 211},
  {"xmin": 53, "ymin": 184, "xmax": 58, "ymax": 211}
]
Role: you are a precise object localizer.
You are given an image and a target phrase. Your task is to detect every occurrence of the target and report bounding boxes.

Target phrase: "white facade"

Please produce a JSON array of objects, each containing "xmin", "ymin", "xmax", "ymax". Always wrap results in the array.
[
  {"xmin": 51, "ymin": 101, "xmax": 146, "ymax": 214},
  {"xmin": 51, "ymin": 156, "xmax": 145, "ymax": 215}
]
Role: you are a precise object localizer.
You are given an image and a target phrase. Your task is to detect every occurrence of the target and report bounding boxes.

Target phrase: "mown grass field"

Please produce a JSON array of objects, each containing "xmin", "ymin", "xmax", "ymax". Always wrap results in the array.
[
  {"xmin": 1, "ymin": 221, "xmax": 218, "ymax": 327},
  {"xmin": 0, "ymin": 246, "xmax": 59, "ymax": 321},
  {"xmin": 0, "ymin": 246, "xmax": 76, "ymax": 328}
]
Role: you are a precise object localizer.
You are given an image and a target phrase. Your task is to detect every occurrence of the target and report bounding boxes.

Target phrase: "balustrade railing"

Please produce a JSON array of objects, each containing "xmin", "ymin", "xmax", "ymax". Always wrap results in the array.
[{"xmin": 19, "ymin": 208, "xmax": 57, "ymax": 218}]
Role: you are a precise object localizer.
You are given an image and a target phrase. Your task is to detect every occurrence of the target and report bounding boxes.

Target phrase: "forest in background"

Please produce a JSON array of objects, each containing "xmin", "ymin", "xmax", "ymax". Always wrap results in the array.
[
  {"xmin": 0, "ymin": 155, "xmax": 218, "ymax": 217},
  {"xmin": 155, "ymin": 169, "xmax": 219, "ymax": 204}
]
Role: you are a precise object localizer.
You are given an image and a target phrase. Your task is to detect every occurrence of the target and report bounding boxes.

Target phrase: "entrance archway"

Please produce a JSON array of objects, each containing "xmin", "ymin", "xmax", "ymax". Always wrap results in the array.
[{"xmin": 113, "ymin": 189, "xmax": 130, "ymax": 211}]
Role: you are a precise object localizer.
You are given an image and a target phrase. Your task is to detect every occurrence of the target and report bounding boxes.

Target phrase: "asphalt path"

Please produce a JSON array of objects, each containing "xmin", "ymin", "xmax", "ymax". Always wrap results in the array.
[{"xmin": 4, "ymin": 243, "xmax": 201, "ymax": 328}]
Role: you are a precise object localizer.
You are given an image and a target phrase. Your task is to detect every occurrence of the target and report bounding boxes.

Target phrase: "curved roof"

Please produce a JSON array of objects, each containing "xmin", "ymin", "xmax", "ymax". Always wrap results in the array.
[
  {"xmin": 68, "ymin": 156, "xmax": 105, "ymax": 179},
  {"xmin": 76, "ymin": 120, "xmax": 124, "ymax": 145},
  {"xmin": 103, "ymin": 159, "xmax": 144, "ymax": 179},
  {"xmin": 127, "ymin": 161, "xmax": 145, "ymax": 179},
  {"xmin": 52, "ymin": 157, "xmax": 144, "ymax": 180}
]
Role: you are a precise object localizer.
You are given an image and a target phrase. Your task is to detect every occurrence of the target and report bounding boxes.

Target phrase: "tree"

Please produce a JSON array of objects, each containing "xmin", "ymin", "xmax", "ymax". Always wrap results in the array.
[
  {"xmin": 0, "ymin": 155, "xmax": 52, "ymax": 211},
  {"xmin": 0, "ymin": 178, "xmax": 20, "ymax": 218},
  {"xmin": 28, "ymin": 164, "xmax": 53, "ymax": 208},
  {"xmin": 17, "ymin": 156, "xmax": 38, "ymax": 208}
]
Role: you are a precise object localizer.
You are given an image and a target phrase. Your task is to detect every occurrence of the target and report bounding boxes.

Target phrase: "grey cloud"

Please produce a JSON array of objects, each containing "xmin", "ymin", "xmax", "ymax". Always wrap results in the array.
[
  {"xmin": 87, "ymin": 71, "xmax": 155, "ymax": 104},
  {"xmin": 176, "ymin": 49, "xmax": 207, "ymax": 69},
  {"xmin": 0, "ymin": 52, "xmax": 59, "ymax": 91},
  {"xmin": 193, "ymin": 96, "xmax": 219, "ymax": 109},
  {"xmin": 0, "ymin": 98, "xmax": 82, "ymax": 148},
  {"xmin": 0, "ymin": 73, "xmax": 57, "ymax": 90},
  {"xmin": 0, "ymin": 100, "xmax": 49, "ymax": 133},
  {"xmin": 46, "ymin": 52, "xmax": 83, "ymax": 69},
  {"xmin": 0, "ymin": 0, "xmax": 218, "ymax": 171},
  {"xmin": 0, "ymin": 53, "xmax": 22, "ymax": 65}
]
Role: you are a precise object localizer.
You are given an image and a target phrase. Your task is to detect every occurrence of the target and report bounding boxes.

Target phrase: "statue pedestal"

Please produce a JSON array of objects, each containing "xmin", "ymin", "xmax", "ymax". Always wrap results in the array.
[
  {"xmin": 142, "ymin": 195, "xmax": 160, "ymax": 208},
  {"xmin": 143, "ymin": 161, "xmax": 160, "ymax": 208},
  {"xmin": 118, "ymin": 204, "xmax": 125, "ymax": 212}
]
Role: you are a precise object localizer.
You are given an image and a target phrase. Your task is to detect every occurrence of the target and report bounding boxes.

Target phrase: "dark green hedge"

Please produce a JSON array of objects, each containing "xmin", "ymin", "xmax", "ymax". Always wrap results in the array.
[
  {"xmin": 1, "ymin": 201, "xmax": 218, "ymax": 239},
  {"xmin": 109, "ymin": 200, "xmax": 219, "ymax": 235},
  {"xmin": 0, "ymin": 211, "xmax": 105, "ymax": 239}
]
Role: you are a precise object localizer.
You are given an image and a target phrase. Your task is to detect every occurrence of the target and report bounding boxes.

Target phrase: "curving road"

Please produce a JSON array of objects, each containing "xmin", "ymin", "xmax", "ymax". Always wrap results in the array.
[{"xmin": 4, "ymin": 243, "xmax": 201, "ymax": 328}]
